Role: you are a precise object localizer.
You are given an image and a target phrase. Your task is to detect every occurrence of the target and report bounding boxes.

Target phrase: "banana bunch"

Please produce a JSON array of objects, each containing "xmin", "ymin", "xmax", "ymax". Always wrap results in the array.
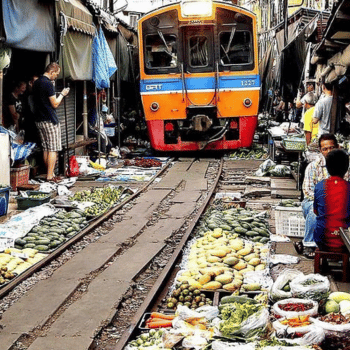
[{"xmin": 89, "ymin": 160, "xmax": 105, "ymax": 170}]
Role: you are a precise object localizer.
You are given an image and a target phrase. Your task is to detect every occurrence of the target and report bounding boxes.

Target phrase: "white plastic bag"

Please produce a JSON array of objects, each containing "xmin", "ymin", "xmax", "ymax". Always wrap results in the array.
[
  {"xmin": 276, "ymin": 325, "xmax": 325, "ymax": 346},
  {"xmin": 290, "ymin": 274, "xmax": 330, "ymax": 301},
  {"xmin": 272, "ymin": 298, "xmax": 318, "ymax": 318},
  {"xmin": 211, "ymin": 340, "xmax": 255, "ymax": 350},
  {"xmin": 255, "ymin": 159, "xmax": 276, "ymax": 177},
  {"xmin": 175, "ymin": 304, "xmax": 219, "ymax": 322},
  {"xmin": 311, "ymin": 316, "xmax": 350, "ymax": 333},
  {"xmin": 273, "ymin": 317, "xmax": 315, "ymax": 336},
  {"xmin": 270, "ymin": 269, "xmax": 304, "ymax": 302},
  {"xmin": 240, "ymin": 308, "xmax": 269, "ymax": 338}
]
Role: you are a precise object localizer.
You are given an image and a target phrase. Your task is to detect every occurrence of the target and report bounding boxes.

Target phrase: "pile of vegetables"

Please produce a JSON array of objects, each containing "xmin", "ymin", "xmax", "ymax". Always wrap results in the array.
[
  {"xmin": 279, "ymin": 315, "xmax": 311, "ymax": 327},
  {"xmin": 228, "ymin": 147, "xmax": 267, "ymax": 160},
  {"xmin": 324, "ymin": 292, "xmax": 350, "ymax": 315},
  {"xmin": 27, "ymin": 193, "xmax": 48, "ymax": 199},
  {"xmin": 69, "ymin": 186, "xmax": 125, "ymax": 217},
  {"xmin": 127, "ymin": 329, "xmax": 165, "ymax": 349},
  {"xmin": 196, "ymin": 207, "xmax": 270, "ymax": 244},
  {"xmin": 166, "ymin": 281, "xmax": 213, "ymax": 309},
  {"xmin": 124, "ymin": 158, "xmax": 162, "ymax": 168},
  {"xmin": 318, "ymin": 313, "xmax": 350, "ymax": 325},
  {"xmin": 144, "ymin": 312, "xmax": 175, "ymax": 329},
  {"xmin": 0, "ymin": 248, "xmax": 46, "ymax": 283},
  {"xmin": 14, "ymin": 209, "xmax": 88, "ymax": 252},
  {"xmin": 278, "ymin": 199, "xmax": 301, "ymax": 207}
]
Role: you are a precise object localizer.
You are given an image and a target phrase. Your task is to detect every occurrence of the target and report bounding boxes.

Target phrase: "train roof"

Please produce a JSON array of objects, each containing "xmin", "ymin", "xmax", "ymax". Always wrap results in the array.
[{"xmin": 138, "ymin": 1, "xmax": 257, "ymax": 22}]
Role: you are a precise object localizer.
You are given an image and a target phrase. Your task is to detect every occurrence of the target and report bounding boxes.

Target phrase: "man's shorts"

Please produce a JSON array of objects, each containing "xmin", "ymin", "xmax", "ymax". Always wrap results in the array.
[{"xmin": 36, "ymin": 122, "xmax": 62, "ymax": 152}]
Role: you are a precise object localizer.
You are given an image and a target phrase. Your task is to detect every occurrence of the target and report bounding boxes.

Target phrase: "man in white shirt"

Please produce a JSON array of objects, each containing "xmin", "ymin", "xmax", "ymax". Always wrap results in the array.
[{"xmin": 312, "ymin": 82, "xmax": 333, "ymax": 136}]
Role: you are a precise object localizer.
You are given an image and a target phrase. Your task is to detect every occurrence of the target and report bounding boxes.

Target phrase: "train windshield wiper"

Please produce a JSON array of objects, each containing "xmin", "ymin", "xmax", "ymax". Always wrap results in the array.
[
  {"xmin": 223, "ymin": 25, "xmax": 237, "ymax": 63},
  {"xmin": 157, "ymin": 29, "xmax": 177, "ymax": 62}
]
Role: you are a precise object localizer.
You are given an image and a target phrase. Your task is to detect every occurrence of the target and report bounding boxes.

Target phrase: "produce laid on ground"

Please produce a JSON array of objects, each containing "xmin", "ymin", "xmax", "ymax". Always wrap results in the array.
[
  {"xmin": 278, "ymin": 199, "xmax": 301, "ymax": 207},
  {"xmin": 123, "ymin": 158, "xmax": 162, "ymax": 168},
  {"xmin": 69, "ymin": 186, "xmax": 125, "ymax": 217},
  {"xmin": 123, "ymin": 198, "xmax": 350, "ymax": 350},
  {"xmin": 228, "ymin": 146, "xmax": 268, "ymax": 160},
  {"xmin": 14, "ymin": 209, "xmax": 88, "ymax": 252},
  {"xmin": 0, "ymin": 248, "xmax": 47, "ymax": 284},
  {"xmin": 196, "ymin": 207, "xmax": 270, "ymax": 244}
]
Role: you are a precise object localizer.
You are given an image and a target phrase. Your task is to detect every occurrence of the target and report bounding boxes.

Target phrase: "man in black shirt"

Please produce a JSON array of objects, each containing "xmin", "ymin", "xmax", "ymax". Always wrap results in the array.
[
  {"xmin": 33, "ymin": 62, "xmax": 70, "ymax": 181},
  {"xmin": 3, "ymin": 81, "xmax": 26, "ymax": 132}
]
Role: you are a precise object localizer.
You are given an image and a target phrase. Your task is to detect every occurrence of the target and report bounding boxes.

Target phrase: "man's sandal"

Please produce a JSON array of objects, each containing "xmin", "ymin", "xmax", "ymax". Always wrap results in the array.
[
  {"xmin": 303, "ymin": 248, "xmax": 316, "ymax": 259},
  {"xmin": 293, "ymin": 241, "xmax": 304, "ymax": 255}
]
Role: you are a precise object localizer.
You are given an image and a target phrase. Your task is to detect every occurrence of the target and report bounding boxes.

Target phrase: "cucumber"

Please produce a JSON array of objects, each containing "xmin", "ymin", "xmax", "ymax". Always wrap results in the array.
[
  {"xmin": 24, "ymin": 243, "xmax": 36, "ymax": 248},
  {"xmin": 234, "ymin": 227, "xmax": 247, "ymax": 234},
  {"xmin": 66, "ymin": 232, "xmax": 77, "ymax": 238},
  {"xmin": 49, "ymin": 240, "xmax": 61, "ymax": 248},
  {"xmin": 24, "ymin": 236, "xmax": 37, "ymax": 242},
  {"xmin": 220, "ymin": 295, "xmax": 258, "ymax": 305},
  {"xmin": 245, "ymin": 230, "xmax": 259, "ymax": 237},
  {"xmin": 35, "ymin": 239, "xmax": 51, "ymax": 245},
  {"xmin": 35, "ymin": 245, "xmax": 49, "ymax": 251},
  {"xmin": 220, "ymin": 224, "xmax": 231, "ymax": 231},
  {"xmin": 15, "ymin": 238, "xmax": 26, "ymax": 246},
  {"xmin": 14, "ymin": 244, "xmax": 23, "ymax": 249},
  {"xmin": 259, "ymin": 237, "xmax": 270, "ymax": 244}
]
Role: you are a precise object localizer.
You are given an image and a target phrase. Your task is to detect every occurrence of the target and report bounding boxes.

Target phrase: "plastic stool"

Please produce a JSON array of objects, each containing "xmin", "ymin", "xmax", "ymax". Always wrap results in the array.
[{"xmin": 314, "ymin": 249, "xmax": 350, "ymax": 282}]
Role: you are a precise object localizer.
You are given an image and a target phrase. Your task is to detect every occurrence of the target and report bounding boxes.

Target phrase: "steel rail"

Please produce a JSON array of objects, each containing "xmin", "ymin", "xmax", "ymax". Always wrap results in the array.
[
  {"xmin": 113, "ymin": 158, "xmax": 223, "ymax": 350},
  {"xmin": 0, "ymin": 160, "xmax": 173, "ymax": 299}
]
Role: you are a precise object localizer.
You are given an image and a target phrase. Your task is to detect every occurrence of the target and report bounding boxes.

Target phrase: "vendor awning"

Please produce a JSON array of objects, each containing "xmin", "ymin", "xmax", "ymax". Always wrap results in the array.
[
  {"xmin": 2, "ymin": 0, "xmax": 55, "ymax": 52},
  {"xmin": 56, "ymin": 0, "xmax": 96, "ymax": 81}
]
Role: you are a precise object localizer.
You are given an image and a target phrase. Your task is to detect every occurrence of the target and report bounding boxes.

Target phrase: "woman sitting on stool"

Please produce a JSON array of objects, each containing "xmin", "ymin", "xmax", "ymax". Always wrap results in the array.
[{"xmin": 314, "ymin": 149, "xmax": 350, "ymax": 252}]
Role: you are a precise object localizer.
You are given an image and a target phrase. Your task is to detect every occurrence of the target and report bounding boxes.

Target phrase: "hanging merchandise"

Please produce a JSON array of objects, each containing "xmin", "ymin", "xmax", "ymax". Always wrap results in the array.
[
  {"xmin": 92, "ymin": 27, "xmax": 118, "ymax": 89},
  {"xmin": 0, "ymin": 48, "xmax": 11, "ymax": 70}
]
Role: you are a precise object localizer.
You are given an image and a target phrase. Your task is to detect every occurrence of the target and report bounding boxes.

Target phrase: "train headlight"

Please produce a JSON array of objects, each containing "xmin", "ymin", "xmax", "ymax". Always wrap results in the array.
[
  {"xmin": 150, "ymin": 102, "xmax": 159, "ymax": 112},
  {"xmin": 243, "ymin": 98, "xmax": 252, "ymax": 108},
  {"xmin": 181, "ymin": 0, "xmax": 213, "ymax": 17}
]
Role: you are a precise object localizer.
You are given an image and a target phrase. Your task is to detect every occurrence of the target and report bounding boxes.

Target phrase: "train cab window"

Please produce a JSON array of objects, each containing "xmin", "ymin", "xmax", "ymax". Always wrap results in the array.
[
  {"xmin": 145, "ymin": 34, "xmax": 178, "ymax": 69},
  {"xmin": 189, "ymin": 36, "xmax": 209, "ymax": 67},
  {"xmin": 219, "ymin": 31, "xmax": 252, "ymax": 65}
]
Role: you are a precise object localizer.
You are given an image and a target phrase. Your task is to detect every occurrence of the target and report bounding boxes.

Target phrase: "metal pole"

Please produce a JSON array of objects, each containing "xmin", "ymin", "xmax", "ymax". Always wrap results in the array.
[
  {"xmin": 83, "ymin": 81, "xmax": 88, "ymax": 140},
  {"xmin": 283, "ymin": 0, "xmax": 288, "ymax": 122},
  {"xmin": 0, "ymin": 70, "xmax": 3, "ymax": 126},
  {"xmin": 116, "ymin": 33, "xmax": 121, "ymax": 149},
  {"xmin": 95, "ymin": 87, "xmax": 101, "ymax": 163}
]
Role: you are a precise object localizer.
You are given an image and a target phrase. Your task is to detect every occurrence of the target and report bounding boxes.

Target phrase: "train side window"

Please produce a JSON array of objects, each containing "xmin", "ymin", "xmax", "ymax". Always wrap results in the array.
[
  {"xmin": 219, "ymin": 31, "xmax": 252, "ymax": 65},
  {"xmin": 145, "ymin": 35, "xmax": 178, "ymax": 69},
  {"xmin": 189, "ymin": 36, "xmax": 209, "ymax": 67}
]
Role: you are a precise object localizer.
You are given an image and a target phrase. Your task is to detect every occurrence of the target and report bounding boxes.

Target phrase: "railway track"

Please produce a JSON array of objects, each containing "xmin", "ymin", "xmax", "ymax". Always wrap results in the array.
[
  {"xmin": 0, "ymin": 159, "xmax": 173, "ymax": 300},
  {"xmin": 0, "ymin": 157, "xmax": 223, "ymax": 350}
]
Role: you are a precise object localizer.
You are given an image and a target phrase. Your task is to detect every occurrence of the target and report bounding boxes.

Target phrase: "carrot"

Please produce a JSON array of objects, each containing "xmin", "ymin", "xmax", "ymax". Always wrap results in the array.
[
  {"xmin": 146, "ymin": 318, "xmax": 165, "ymax": 324},
  {"xmin": 150, "ymin": 312, "xmax": 175, "ymax": 320},
  {"xmin": 146, "ymin": 320, "xmax": 173, "ymax": 329}
]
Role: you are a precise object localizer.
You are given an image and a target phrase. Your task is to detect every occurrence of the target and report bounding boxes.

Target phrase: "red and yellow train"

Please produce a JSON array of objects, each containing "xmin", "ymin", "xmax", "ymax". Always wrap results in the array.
[{"xmin": 138, "ymin": 0, "xmax": 260, "ymax": 151}]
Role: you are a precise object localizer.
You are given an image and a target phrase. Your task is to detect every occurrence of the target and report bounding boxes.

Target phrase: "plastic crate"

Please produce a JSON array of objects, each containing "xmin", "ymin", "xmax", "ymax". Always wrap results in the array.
[
  {"xmin": 275, "ymin": 205, "xmax": 305, "ymax": 237},
  {"xmin": 10, "ymin": 165, "xmax": 30, "ymax": 191},
  {"xmin": 0, "ymin": 186, "xmax": 11, "ymax": 217},
  {"xmin": 16, "ymin": 191, "xmax": 51, "ymax": 210}
]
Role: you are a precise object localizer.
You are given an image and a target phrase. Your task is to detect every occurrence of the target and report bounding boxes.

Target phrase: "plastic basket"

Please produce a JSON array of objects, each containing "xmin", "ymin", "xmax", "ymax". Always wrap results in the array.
[
  {"xmin": 282, "ymin": 138, "xmax": 306, "ymax": 151},
  {"xmin": 16, "ymin": 191, "xmax": 51, "ymax": 210},
  {"xmin": 275, "ymin": 205, "xmax": 305, "ymax": 237},
  {"xmin": 10, "ymin": 165, "xmax": 30, "ymax": 191},
  {"xmin": 0, "ymin": 186, "xmax": 11, "ymax": 217}
]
